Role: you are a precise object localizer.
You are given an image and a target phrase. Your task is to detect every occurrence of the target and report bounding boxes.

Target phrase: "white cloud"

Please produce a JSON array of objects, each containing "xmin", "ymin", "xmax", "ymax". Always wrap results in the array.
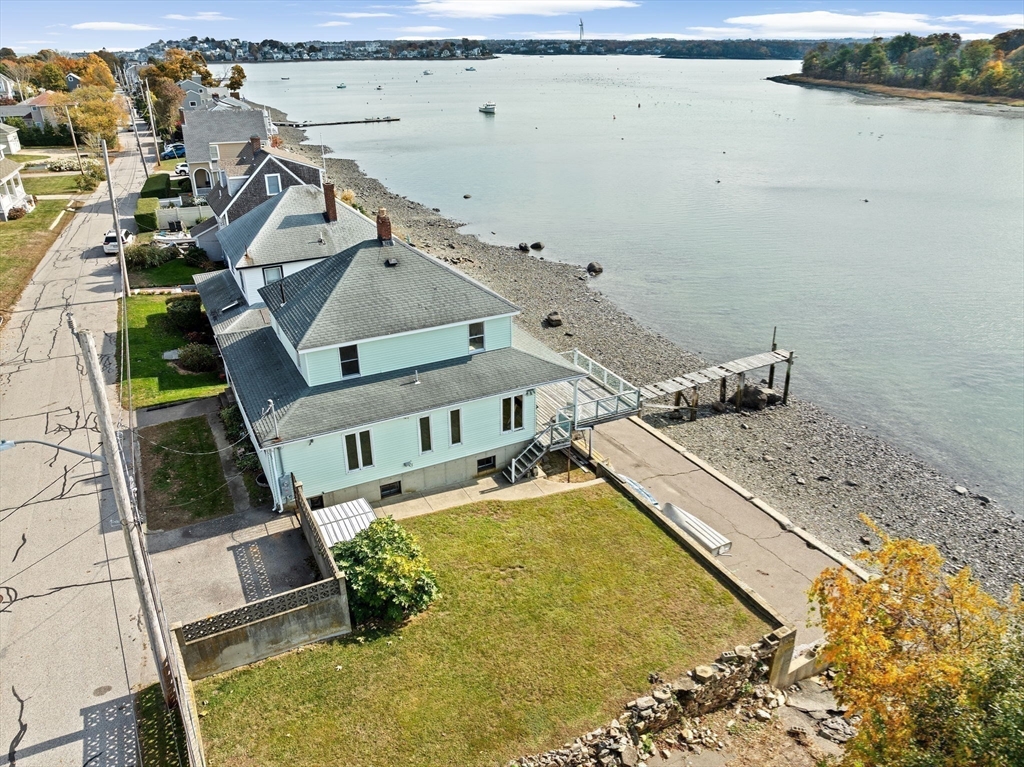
[
  {"xmin": 712, "ymin": 11, "xmax": 1000, "ymax": 39},
  {"xmin": 318, "ymin": 21, "xmax": 352, "ymax": 27},
  {"xmin": 71, "ymin": 21, "xmax": 161, "ymax": 31},
  {"xmin": 163, "ymin": 12, "xmax": 237, "ymax": 21},
  {"xmin": 328, "ymin": 12, "xmax": 396, "ymax": 18},
  {"xmin": 411, "ymin": 0, "xmax": 639, "ymax": 20},
  {"xmin": 17, "ymin": 39, "xmax": 56, "ymax": 44},
  {"xmin": 397, "ymin": 25, "xmax": 452, "ymax": 33},
  {"xmin": 939, "ymin": 14, "xmax": 1024, "ymax": 27}
]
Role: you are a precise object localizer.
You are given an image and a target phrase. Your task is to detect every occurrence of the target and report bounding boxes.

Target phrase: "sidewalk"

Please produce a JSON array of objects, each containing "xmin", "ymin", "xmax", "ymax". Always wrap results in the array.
[{"xmin": 593, "ymin": 418, "xmax": 842, "ymax": 645}]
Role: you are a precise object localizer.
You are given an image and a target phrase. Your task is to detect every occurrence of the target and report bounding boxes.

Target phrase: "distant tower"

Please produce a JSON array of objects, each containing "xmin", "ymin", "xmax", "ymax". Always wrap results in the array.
[{"xmin": 579, "ymin": 18, "xmax": 584, "ymax": 42}]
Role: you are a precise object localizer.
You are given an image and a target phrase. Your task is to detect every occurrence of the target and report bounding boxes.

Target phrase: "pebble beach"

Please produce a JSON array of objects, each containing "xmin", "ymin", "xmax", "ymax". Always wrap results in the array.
[{"xmin": 273, "ymin": 113, "xmax": 1024, "ymax": 597}]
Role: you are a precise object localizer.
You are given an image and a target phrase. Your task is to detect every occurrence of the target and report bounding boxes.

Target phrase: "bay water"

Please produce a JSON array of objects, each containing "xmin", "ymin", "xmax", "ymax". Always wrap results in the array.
[{"xmin": 242, "ymin": 56, "xmax": 1024, "ymax": 511}]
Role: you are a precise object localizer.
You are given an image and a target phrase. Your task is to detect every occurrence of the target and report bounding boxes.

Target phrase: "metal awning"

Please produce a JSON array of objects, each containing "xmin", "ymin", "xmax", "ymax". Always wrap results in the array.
[
  {"xmin": 310, "ymin": 498, "xmax": 376, "ymax": 547},
  {"xmin": 662, "ymin": 503, "xmax": 732, "ymax": 556}
]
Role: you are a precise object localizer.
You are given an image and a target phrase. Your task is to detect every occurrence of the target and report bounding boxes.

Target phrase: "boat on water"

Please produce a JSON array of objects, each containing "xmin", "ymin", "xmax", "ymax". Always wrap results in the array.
[
  {"xmin": 479, "ymin": 101, "xmax": 496, "ymax": 114},
  {"xmin": 336, "ymin": 83, "xmax": 347, "ymax": 89},
  {"xmin": 423, "ymin": 70, "xmax": 433, "ymax": 75},
  {"xmin": 465, "ymin": 66, "xmax": 476, "ymax": 71},
  {"xmin": 376, "ymin": 85, "xmax": 383, "ymax": 90},
  {"xmin": 281, "ymin": 77, "xmax": 290, "ymax": 80}
]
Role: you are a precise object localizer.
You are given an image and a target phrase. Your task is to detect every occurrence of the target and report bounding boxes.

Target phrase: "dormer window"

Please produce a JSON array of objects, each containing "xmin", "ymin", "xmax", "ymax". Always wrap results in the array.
[
  {"xmin": 263, "ymin": 266, "xmax": 283, "ymax": 285},
  {"xmin": 265, "ymin": 173, "xmax": 281, "ymax": 196},
  {"xmin": 469, "ymin": 322, "xmax": 485, "ymax": 352},
  {"xmin": 339, "ymin": 345, "xmax": 360, "ymax": 378}
]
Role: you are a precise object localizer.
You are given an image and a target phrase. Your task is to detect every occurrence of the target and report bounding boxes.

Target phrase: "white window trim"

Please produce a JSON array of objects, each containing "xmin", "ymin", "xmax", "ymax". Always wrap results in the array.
[
  {"xmin": 209, "ymin": 144, "xmax": 220, "ymax": 161},
  {"xmin": 418, "ymin": 415, "xmax": 433, "ymax": 454},
  {"xmin": 501, "ymin": 393, "xmax": 526, "ymax": 433},
  {"xmin": 262, "ymin": 265, "xmax": 283, "ymax": 285},
  {"xmin": 449, "ymin": 408, "xmax": 462, "ymax": 446},
  {"xmin": 188, "ymin": 100, "xmax": 197, "ymax": 107},
  {"xmin": 469, "ymin": 322, "xmax": 485, "ymax": 354},
  {"xmin": 344, "ymin": 429, "xmax": 374, "ymax": 472},
  {"xmin": 265, "ymin": 173, "xmax": 282, "ymax": 196},
  {"xmin": 299, "ymin": 312, "xmax": 517, "ymax": 354},
  {"xmin": 339, "ymin": 345, "xmax": 361, "ymax": 380}
]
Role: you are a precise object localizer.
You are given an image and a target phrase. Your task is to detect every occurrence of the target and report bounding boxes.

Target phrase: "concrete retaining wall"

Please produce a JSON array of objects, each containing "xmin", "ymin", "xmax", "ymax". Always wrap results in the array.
[
  {"xmin": 173, "ymin": 574, "xmax": 351, "ymax": 680},
  {"xmin": 293, "ymin": 476, "xmax": 343, "ymax": 580}
]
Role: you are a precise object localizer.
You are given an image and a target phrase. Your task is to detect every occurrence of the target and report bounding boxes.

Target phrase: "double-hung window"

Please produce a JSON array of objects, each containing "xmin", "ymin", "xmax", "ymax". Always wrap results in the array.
[
  {"xmin": 209, "ymin": 144, "xmax": 220, "ymax": 161},
  {"xmin": 449, "ymin": 409, "xmax": 462, "ymax": 446},
  {"xmin": 469, "ymin": 321, "xmax": 485, "ymax": 352},
  {"xmin": 262, "ymin": 265, "xmax": 283, "ymax": 285},
  {"xmin": 419, "ymin": 416, "xmax": 432, "ymax": 453},
  {"xmin": 345, "ymin": 430, "xmax": 373, "ymax": 471},
  {"xmin": 265, "ymin": 173, "xmax": 282, "ymax": 196},
  {"xmin": 501, "ymin": 394, "xmax": 524, "ymax": 432},
  {"xmin": 339, "ymin": 345, "xmax": 360, "ymax": 378}
]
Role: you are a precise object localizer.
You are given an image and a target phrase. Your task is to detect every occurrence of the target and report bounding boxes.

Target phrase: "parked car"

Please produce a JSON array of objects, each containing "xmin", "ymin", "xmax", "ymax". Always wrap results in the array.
[
  {"xmin": 160, "ymin": 145, "xmax": 186, "ymax": 160},
  {"xmin": 103, "ymin": 229, "xmax": 134, "ymax": 255},
  {"xmin": 174, "ymin": 162, "xmax": 189, "ymax": 176}
]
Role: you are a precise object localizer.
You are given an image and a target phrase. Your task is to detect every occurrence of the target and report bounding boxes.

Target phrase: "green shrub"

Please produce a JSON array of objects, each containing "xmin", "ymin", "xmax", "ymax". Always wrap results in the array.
[
  {"xmin": 220, "ymin": 405, "xmax": 247, "ymax": 442},
  {"xmin": 332, "ymin": 517, "xmax": 439, "ymax": 623},
  {"xmin": 134, "ymin": 197, "xmax": 159, "ymax": 232},
  {"xmin": 165, "ymin": 293, "xmax": 207, "ymax": 333},
  {"xmin": 182, "ymin": 246, "xmax": 208, "ymax": 268},
  {"xmin": 235, "ymin": 450, "xmax": 261, "ymax": 474},
  {"xmin": 140, "ymin": 173, "xmax": 172, "ymax": 199},
  {"xmin": 124, "ymin": 243, "xmax": 176, "ymax": 270},
  {"xmin": 177, "ymin": 343, "xmax": 217, "ymax": 372}
]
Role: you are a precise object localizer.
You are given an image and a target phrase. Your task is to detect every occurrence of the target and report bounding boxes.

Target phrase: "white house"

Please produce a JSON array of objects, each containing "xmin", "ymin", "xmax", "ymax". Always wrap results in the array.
[
  {"xmin": 0, "ymin": 123, "xmax": 21, "ymax": 155},
  {"xmin": 0, "ymin": 148, "xmax": 35, "ymax": 222}
]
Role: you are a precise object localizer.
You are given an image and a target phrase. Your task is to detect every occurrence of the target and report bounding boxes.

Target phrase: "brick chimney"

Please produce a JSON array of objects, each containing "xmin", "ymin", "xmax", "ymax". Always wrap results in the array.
[
  {"xmin": 376, "ymin": 208, "xmax": 392, "ymax": 242},
  {"xmin": 230, "ymin": 91, "xmax": 240, "ymax": 100},
  {"xmin": 249, "ymin": 134, "xmax": 261, "ymax": 154},
  {"xmin": 323, "ymin": 182, "xmax": 337, "ymax": 223},
  {"xmin": 178, "ymin": 108, "xmax": 185, "ymax": 125}
]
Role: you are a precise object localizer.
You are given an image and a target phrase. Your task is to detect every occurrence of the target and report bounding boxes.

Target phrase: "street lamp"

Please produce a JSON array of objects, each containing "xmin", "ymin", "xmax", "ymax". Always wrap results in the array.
[{"xmin": 0, "ymin": 438, "xmax": 103, "ymax": 462}]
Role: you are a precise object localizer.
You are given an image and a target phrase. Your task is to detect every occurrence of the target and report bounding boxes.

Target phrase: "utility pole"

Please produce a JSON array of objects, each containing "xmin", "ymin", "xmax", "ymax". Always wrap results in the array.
[
  {"xmin": 70, "ymin": 317, "xmax": 172, "ymax": 703},
  {"xmin": 144, "ymin": 79, "xmax": 161, "ymax": 168},
  {"xmin": 63, "ymin": 104, "xmax": 85, "ymax": 176},
  {"xmin": 127, "ymin": 98, "xmax": 149, "ymax": 179}
]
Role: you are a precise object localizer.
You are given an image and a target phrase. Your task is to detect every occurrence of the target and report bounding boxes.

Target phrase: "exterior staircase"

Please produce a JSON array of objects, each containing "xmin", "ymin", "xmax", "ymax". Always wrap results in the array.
[{"xmin": 502, "ymin": 407, "xmax": 572, "ymax": 484}]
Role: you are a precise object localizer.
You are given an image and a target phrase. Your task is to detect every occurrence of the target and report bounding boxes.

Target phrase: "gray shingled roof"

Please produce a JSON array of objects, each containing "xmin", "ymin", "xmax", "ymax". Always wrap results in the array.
[
  {"xmin": 183, "ymin": 110, "xmax": 269, "ymax": 163},
  {"xmin": 193, "ymin": 270, "xmax": 249, "ymax": 334},
  {"xmin": 259, "ymin": 234, "xmax": 519, "ymax": 351},
  {"xmin": 0, "ymin": 157, "xmax": 20, "ymax": 181},
  {"xmin": 216, "ymin": 184, "xmax": 375, "ymax": 271},
  {"xmin": 219, "ymin": 325, "xmax": 584, "ymax": 446},
  {"xmin": 0, "ymin": 123, "xmax": 17, "ymax": 135}
]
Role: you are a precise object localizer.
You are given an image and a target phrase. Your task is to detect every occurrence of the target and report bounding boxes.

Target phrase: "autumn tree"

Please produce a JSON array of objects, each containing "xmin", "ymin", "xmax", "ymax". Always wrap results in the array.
[
  {"xmin": 71, "ymin": 53, "xmax": 116, "ymax": 89},
  {"xmin": 227, "ymin": 64, "xmax": 246, "ymax": 91},
  {"xmin": 147, "ymin": 76, "xmax": 185, "ymax": 137},
  {"xmin": 52, "ymin": 86, "xmax": 125, "ymax": 148},
  {"xmin": 810, "ymin": 518, "xmax": 1023, "ymax": 767},
  {"xmin": 38, "ymin": 62, "xmax": 66, "ymax": 91}
]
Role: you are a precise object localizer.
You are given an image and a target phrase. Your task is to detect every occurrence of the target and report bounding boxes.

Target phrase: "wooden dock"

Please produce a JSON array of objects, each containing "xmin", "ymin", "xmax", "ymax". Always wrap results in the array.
[
  {"xmin": 273, "ymin": 117, "xmax": 400, "ymax": 128},
  {"xmin": 640, "ymin": 348, "xmax": 796, "ymax": 419}
]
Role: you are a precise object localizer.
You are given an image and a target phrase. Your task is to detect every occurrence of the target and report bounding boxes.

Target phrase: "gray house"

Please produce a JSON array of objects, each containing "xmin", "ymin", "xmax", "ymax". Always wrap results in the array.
[{"xmin": 181, "ymin": 108, "xmax": 274, "ymax": 195}]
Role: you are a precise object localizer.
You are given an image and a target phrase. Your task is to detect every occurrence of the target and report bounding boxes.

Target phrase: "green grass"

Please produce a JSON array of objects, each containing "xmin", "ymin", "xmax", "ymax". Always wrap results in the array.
[
  {"xmin": 21, "ymin": 174, "xmax": 94, "ymax": 195},
  {"xmin": 157, "ymin": 157, "xmax": 184, "ymax": 171},
  {"xmin": 120, "ymin": 294, "xmax": 226, "ymax": 408},
  {"xmin": 0, "ymin": 199, "xmax": 71, "ymax": 320},
  {"xmin": 197, "ymin": 483, "xmax": 768, "ymax": 767},
  {"xmin": 7, "ymin": 153, "xmax": 49, "ymax": 163},
  {"xmin": 135, "ymin": 684, "xmax": 188, "ymax": 767},
  {"xmin": 139, "ymin": 416, "xmax": 234, "ymax": 525},
  {"xmin": 129, "ymin": 259, "xmax": 204, "ymax": 288}
]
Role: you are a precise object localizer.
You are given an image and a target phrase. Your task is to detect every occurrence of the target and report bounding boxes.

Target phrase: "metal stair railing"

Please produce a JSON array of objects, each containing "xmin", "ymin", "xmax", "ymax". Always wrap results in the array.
[{"xmin": 504, "ymin": 406, "xmax": 572, "ymax": 483}]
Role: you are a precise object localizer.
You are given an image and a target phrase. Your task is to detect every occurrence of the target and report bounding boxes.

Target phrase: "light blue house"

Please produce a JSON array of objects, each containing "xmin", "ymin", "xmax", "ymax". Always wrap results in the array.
[{"xmin": 195, "ymin": 189, "xmax": 641, "ymax": 510}]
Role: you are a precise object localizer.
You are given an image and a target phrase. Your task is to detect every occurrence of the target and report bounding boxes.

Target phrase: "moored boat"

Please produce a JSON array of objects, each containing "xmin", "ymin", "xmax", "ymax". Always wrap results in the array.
[
  {"xmin": 479, "ymin": 101, "xmax": 496, "ymax": 114},
  {"xmin": 337, "ymin": 83, "xmax": 347, "ymax": 89},
  {"xmin": 465, "ymin": 66, "xmax": 476, "ymax": 71},
  {"xmin": 423, "ymin": 70, "xmax": 433, "ymax": 75}
]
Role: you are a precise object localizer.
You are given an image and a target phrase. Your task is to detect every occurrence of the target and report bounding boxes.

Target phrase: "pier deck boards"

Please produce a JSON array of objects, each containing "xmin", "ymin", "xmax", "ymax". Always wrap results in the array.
[{"xmin": 640, "ymin": 349, "xmax": 793, "ymax": 400}]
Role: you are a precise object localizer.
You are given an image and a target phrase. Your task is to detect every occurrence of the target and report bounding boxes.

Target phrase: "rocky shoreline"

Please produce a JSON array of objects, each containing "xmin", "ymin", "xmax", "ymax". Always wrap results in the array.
[{"xmin": 271, "ymin": 112, "xmax": 1023, "ymax": 597}]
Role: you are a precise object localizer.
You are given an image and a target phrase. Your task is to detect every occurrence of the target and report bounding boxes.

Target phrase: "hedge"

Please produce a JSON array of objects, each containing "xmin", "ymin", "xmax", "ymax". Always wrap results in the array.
[
  {"xmin": 134, "ymin": 197, "xmax": 159, "ymax": 232},
  {"xmin": 140, "ymin": 173, "xmax": 172, "ymax": 199}
]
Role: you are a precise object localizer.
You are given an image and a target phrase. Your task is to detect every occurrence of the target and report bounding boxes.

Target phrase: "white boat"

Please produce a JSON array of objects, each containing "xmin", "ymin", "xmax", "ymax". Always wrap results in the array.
[
  {"xmin": 336, "ymin": 83, "xmax": 347, "ymax": 89},
  {"xmin": 281, "ymin": 77, "xmax": 290, "ymax": 80},
  {"xmin": 423, "ymin": 70, "xmax": 433, "ymax": 75},
  {"xmin": 479, "ymin": 101, "xmax": 496, "ymax": 114},
  {"xmin": 376, "ymin": 85, "xmax": 383, "ymax": 90},
  {"xmin": 465, "ymin": 66, "xmax": 476, "ymax": 71}
]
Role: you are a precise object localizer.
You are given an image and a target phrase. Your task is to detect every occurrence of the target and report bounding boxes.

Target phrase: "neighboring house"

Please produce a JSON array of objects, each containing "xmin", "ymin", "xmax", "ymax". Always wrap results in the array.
[
  {"xmin": 0, "ymin": 148, "xmax": 35, "ymax": 221},
  {"xmin": 65, "ymin": 72, "xmax": 82, "ymax": 91},
  {"xmin": 181, "ymin": 108, "xmax": 273, "ymax": 195},
  {"xmin": 179, "ymin": 76, "xmax": 212, "ymax": 109},
  {"xmin": 194, "ymin": 190, "xmax": 640, "ymax": 510},
  {"xmin": 0, "ymin": 123, "xmax": 21, "ymax": 155},
  {"xmin": 0, "ymin": 91, "xmax": 60, "ymax": 128},
  {"xmin": 0, "ymin": 74, "xmax": 17, "ymax": 101}
]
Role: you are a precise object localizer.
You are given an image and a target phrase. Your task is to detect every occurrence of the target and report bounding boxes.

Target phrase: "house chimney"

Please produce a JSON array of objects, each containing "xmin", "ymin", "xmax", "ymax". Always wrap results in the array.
[
  {"xmin": 179, "ymin": 108, "xmax": 185, "ymax": 125},
  {"xmin": 323, "ymin": 182, "xmax": 337, "ymax": 223},
  {"xmin": 249, "ymin": 134, "xmax": 261, "ymax": 154},
  {"xmin": 376, "ymin": 208, "xmax": 392, "ymax": 242},
  {"xmin": 230, "ymin": 91, "xmax": 240, "ymax": 100}
]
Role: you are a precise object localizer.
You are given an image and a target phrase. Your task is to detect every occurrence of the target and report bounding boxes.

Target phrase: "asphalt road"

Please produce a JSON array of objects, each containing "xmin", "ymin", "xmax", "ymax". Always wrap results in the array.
[{"xmin": 1, "ymin": 123, "xmax": 156, "ymax": 766}]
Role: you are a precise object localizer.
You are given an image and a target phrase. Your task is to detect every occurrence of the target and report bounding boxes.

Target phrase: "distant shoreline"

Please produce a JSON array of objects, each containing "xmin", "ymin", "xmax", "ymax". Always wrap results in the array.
[{"xmin": 769, "ymin": 74, "xmax": 1024, "ymax": 108}]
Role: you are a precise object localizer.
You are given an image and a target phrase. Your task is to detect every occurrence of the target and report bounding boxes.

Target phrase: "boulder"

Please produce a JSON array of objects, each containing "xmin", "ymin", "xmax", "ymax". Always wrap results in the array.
[
  {"xmin": 530, "ymin": 241, "xmax": 545, "ymax": 250},
  {"xmin": 546, "ymin": 311, "xmax": 563, "ymax": 327},
  {"xmin": 518, "ymin": 242, "xmax": 530, "ymax": 252},
  {"xmin": 587, "ymin": 261, "xmax": 603, "ymax": 275},
  {"xmin": 728, "ymin": 385, "xmax": 769, "ymax": 410}
]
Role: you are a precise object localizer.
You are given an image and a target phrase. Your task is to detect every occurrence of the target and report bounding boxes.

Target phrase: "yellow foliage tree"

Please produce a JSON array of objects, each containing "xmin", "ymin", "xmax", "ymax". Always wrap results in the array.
[
  {"xmin": 52, "ymin": 86, "xmax": 126, "ymax": 149},
  {"xmin": 71, "ymin": 53, "xmax": 116, "ymax": 90},
  {"xmin": 811, "ymin": 517, "xmax": 1023, "ymax": 767}
]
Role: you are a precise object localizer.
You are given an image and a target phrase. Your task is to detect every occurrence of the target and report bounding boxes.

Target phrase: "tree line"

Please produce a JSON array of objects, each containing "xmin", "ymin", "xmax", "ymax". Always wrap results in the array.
[{"xmin": 801, "ymin": 29, "xmax": 1024, "ymax": 98}]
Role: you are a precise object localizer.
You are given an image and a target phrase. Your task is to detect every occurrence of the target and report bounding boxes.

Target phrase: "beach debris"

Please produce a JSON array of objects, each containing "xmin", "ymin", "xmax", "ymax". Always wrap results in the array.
[
  {"xmin": 518, "ymin": 242, "xmax": 530, "ymax": 252},
  {"xmin": 954, "ymin": 485, "xmax": 968, "ymax": 496},
  {"xmin": 530, "ymin": 241, "xmax": 545, "ymax": 250},
  {"xmin": 546, "ymin": 311, "xmax": 563, "ymax": 327},
  {"xmin": 587, "ymin": 261, "xmax": 603, "ymax": 275}
]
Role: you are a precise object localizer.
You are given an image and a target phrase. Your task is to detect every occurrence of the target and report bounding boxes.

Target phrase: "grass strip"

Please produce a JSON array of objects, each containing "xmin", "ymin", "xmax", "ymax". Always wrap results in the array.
[{"xmin": 0, "ymin": 199, "xmax": 73, "ymax": 320}]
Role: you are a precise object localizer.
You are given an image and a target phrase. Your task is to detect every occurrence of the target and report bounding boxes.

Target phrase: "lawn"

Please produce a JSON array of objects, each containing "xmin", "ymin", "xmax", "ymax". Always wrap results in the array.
[
  {"xmin": 21, "ymin": 174, "xmax": 94, "ymax": 196},
  {"xmin": 8, "ymin": 153, "xmax": 49, "ymax": 163},
  {"xmin": 157, "ymin": 158, "xmax": 183, "ymax": 172},
  {"xmin": 128, "ymin": 258, "xmax": 205, "ymax": 288},
  {"xmin": 0, "ymin": 199, "xmax": 72, "ymax": 320},
  {"xmin": 196, "ymin": 483, "xmax": 769, "ymax": 767},
  {"xmin": 120, "ymin": 294, "xmax": 226, "ymax": 408},
  {"xmin": 139, "ymin": 416, "xmax": 234, "ymax": 529}
]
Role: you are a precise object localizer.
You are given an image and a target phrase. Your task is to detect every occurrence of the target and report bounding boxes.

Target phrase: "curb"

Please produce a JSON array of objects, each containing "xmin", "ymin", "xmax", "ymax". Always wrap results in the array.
[{"xmin": 627, "ymin": 416, "xmax": 872, "ymax": 582}]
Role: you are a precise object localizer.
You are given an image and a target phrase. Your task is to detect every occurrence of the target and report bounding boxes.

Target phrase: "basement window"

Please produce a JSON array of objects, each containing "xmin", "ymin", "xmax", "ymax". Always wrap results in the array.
[
  {"xmin": 308, "ymin": 494, "xmax": 325, "ymax": 510},
  {"xmin": 265, "ymin": 173, "xmax": 282, "ymax": 196},
  {"xmin": 380, "ymin": 481, "xmax": 402, "ymax": 499},
  {"xmin": 339, "ymin": 345, "xmax": 360, "ymax": 378},
  {"xmin": 477, "ymin": 456, "xmax": 496, "ymax": 473},
  {"xmin": 469, "ymin": 321, "xmax": 485, "ymax": 352}
]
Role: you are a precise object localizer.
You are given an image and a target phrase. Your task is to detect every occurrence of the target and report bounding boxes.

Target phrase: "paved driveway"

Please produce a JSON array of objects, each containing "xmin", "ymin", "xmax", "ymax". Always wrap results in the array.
[{"xmin": 1, "ymin": 125, "xmax": 154, "ymax": 766}]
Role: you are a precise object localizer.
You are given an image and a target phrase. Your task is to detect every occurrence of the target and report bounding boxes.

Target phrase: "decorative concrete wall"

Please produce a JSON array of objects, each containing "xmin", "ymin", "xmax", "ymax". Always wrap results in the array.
[
  {"xmin": 156, "ymin": 204, "xmax": 214, "ymax": 229},
  {"xmin": 173, "ymin": 574, "xmax": 351, "ymax": 680},
  {"xmin": 293, "ymin": 476, "xmax": 343, "ymax": 580}
]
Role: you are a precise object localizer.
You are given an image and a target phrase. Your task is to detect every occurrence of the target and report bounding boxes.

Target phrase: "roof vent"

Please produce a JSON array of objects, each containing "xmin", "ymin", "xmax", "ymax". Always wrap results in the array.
[
  {"xmin": 384, "ymin": 257, "xmax": 399, "ymax": 268},
  {"xmin": 318, "ymin": 229, "xmax": 326, "ymax": 245}
]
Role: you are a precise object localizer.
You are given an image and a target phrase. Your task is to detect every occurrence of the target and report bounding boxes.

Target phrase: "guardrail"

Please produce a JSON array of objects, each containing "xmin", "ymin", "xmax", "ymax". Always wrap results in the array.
[{"xmin": 562, "ymin": 349, "xmax": 637, "ymax": 395}]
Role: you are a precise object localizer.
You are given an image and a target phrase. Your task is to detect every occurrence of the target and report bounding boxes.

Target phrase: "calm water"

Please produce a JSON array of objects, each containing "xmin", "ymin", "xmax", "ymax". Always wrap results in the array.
[{"xmin": 244, "ymin": 57, "xmax": 1024, "ymax": 511}]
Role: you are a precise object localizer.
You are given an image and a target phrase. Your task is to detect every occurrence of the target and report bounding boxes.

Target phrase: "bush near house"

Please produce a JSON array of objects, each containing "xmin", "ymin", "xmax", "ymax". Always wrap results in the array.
[
  {"xmin": 165, "ymin": 293, "xmax": 208, "ymax": 333},
  {"xmin": 140, "ymin": 172, "xmax": 172, "ymax": 199},
  {"xmin": 134, "ymin": 197, "xmax": 159, "ymax": 231},
  {"xmin": 177, "ymin": 342, "xmax": 217, "ymax": 372},
  {"xmin": 124, "ymin": 242, "xmax": 176, "ymax": 270}
]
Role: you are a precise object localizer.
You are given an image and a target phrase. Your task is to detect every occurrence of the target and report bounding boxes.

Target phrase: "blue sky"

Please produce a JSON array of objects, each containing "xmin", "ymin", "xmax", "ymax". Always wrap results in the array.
[{"xmin": 1, "ymin": 1, "xmax": 1022, "ymax": 52}]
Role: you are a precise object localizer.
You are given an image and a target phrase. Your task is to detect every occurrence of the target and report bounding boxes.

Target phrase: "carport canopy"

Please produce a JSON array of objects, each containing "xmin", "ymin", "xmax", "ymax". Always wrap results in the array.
[{"xmin": 311, "ymin": 498, "xmax": 376, "ymax": 547}]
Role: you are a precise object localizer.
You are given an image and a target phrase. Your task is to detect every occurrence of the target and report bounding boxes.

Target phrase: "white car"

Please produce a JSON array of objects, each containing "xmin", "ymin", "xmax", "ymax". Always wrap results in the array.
[
  {"xmin": 174, "ymin": 162, "xmax": 189, "ymax": 176},
  {"xmin": 103, "ymin": 229, "xmax": 134, "ymax": 255}
]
